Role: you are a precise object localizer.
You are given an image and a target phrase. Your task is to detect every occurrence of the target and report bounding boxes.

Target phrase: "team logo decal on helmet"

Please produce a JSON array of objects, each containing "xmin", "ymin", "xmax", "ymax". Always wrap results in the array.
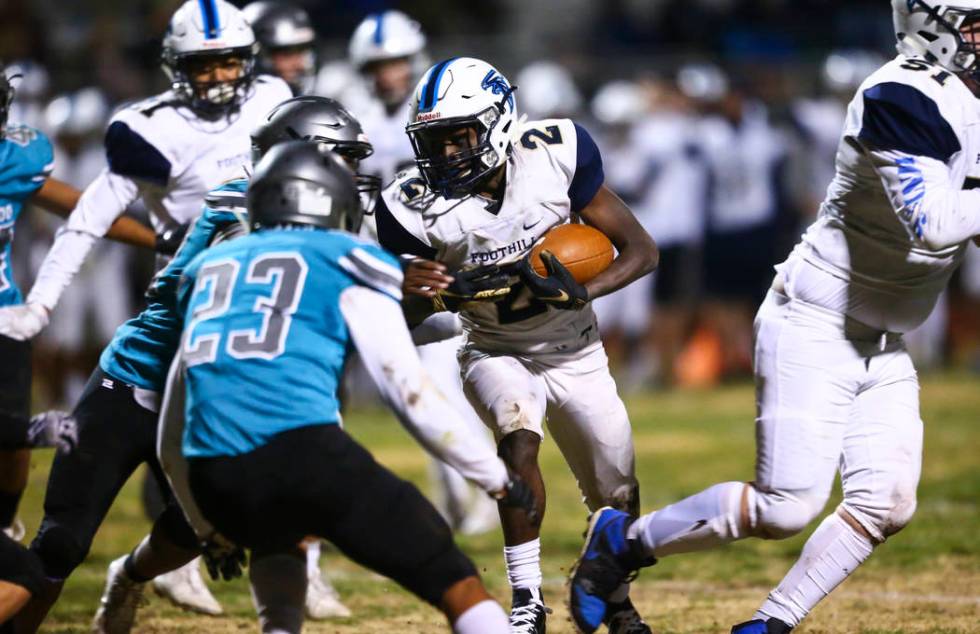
[
  {"xmin": 407, "ymin": 58, "xmax": 519, "ymax": 199},
  {"xmin": 162, "ymin": 0, "xmax": 258, "ymax": 115}
]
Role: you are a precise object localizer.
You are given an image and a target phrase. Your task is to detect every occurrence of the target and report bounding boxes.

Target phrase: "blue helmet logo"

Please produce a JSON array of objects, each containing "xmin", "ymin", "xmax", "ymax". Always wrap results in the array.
[{"xmin": 481, "ymin": 70, "xmax": 515, "ymax": 112}]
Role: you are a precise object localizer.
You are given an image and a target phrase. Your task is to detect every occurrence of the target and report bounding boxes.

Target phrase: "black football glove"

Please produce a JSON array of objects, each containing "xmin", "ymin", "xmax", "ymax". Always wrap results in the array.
[
  {"xmin": 155, "ymin": 223, "xmax": 189, "ymax": 256},
  {"xmin": 520, "ymin": 250, "xmax": 588, "ymax": 310},
  {"xmin": 27, "ymin": 410, "xmax": 78, "ymax": 454},
  {"xmin": 432, "ymin": 264, "xmax": 512, "ymax": 312},
  {"xmin": 202, "ymin": 534, "xmax": 248, "ymax": 582},
  {"xmin": 494, "ymin": 477, "xmax": 541, "ymax": 526}
]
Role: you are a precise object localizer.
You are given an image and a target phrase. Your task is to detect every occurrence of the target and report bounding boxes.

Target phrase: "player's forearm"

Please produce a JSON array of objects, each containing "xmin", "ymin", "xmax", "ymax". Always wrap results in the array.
[
  {"xmin": 584, "ymin": 236, "xmax": 659, "ymax": 301},
  {"xmin": 27, "ymin": 170, "xmax": 141, "ymax": 310},
  {"xmin": 579, "ymin": 186, "xmax": 659, "ymax": 300},
  {"xmin": 157, "ymin": 354, "xmax": 215, "ymax": 540},
  {"xmin": 104, "ymin": 216, "xmax": 156, "ymax": 250},
  {"xmin": 341, "ymin": 287, "xmax": 509, "ymax": 493},
  {"xmin": 25, "ymin": 228, "xmax": 97, "ymax": 311},
  {"xmin": 870, "ymin": 149, "xmax": 980, "ymax": 250}
]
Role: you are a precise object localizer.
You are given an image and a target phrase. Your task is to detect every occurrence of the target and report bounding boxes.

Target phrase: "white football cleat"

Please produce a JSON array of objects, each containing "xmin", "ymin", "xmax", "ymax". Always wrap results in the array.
[
  {"xmin": 2, "ymin": 518, "xmax": 25, "ymax": 541},
  {"xmin": 92, "ymin": 556, "xmax": 146, "ymax": 634},
  {"xmin": 306, "ymin": 569, "xmax": 351, "ymax": 619},
  {"xmin": 152, "ymin": 557, "xmax": 223, "ymax": 615}
]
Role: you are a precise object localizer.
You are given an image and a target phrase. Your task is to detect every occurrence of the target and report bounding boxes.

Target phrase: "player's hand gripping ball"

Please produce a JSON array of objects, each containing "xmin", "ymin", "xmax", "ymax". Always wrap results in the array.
[
  {"xmin": 529, "ymin": 223, "xmax": 614, "ymax": 284},
  {"xmin": 521, "ymin": 223, "xmax": 614, "ymax": 310}
]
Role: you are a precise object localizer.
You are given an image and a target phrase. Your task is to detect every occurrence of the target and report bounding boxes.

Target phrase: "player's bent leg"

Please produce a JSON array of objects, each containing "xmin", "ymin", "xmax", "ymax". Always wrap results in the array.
[
  {"xmin": 839, "ymin": 361, "xmax": 922, "ymax": 543},
  {"xmin": 19, "ymin": 371, "xmax": 159, "ymax": 633},
  {"xmin": 748, "ymin": 344, "xmax": 923, "ymax": 629},
  {"xmin": 249, "ymin": 547, "xmax": 307, "ymax": 634}
]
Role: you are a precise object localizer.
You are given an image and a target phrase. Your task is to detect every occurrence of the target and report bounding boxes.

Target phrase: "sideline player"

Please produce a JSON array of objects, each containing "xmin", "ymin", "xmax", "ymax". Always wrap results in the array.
[
  {"xmin": 243, "ymin": 2, "xmax": 318, "ymax": 96},
  {"xmin": 0, "ymin": 70, "xmax": 153, "ymax": 544},
  {"xmin": 177, "ymin": 140, "xmax": 534, "ymax": 634},
  {"xmin": 4, "ymin": 1, "xmax": 292, "ymax": 629},
  {"xmin": 376, "ymin": 57, "xmax": 659, "ymax": 633},
  {"xmin": 567, "ymin": 2, "xmax": 980, "ymax": 632}
]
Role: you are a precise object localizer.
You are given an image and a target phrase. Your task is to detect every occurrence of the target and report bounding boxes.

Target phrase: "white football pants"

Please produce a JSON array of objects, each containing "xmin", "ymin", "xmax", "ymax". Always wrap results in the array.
[{"xmin": 460, "ymin": 340, "xmax": 638, "ymax": 511}]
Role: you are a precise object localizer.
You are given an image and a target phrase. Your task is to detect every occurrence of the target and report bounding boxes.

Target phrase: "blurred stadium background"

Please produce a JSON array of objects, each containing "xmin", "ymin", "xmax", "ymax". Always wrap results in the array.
[{"xmin": 3, "ymin": 1, "xmax": 979, "ymax": 631}]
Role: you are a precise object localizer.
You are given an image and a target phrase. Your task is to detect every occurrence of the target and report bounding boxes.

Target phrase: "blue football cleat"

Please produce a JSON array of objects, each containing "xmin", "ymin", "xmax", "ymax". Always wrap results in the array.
[
  {"xmin": 731, "ymin": 618, "xmax": 793, "ymax": 633},
  {"xmin": 567, "ymin": 507, "xmax": 655, "ymax": 633}
]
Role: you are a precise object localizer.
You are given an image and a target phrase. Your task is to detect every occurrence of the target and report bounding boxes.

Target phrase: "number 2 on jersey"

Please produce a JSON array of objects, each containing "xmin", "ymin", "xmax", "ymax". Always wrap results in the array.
[{"xmin": 183, "ymin": 253, "xmax": 308, "ymax": 366}]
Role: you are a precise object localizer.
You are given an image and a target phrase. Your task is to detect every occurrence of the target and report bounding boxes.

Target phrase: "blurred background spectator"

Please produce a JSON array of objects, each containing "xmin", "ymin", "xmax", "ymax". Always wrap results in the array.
[{"xmin": 3, "ymin": 0, "xmax": 977, "ymax": 406}]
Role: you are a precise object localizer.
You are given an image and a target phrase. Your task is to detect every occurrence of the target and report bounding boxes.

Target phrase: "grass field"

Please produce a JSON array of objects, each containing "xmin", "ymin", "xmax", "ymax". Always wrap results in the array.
[{"xmin": 17, "ymin": 373, "xmax": 980, "ymax": 633}]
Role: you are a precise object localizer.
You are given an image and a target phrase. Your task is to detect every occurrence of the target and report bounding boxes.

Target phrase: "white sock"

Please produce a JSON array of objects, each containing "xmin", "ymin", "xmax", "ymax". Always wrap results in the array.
[
  {"xmin": 453, "ymin": 599, "xmax": 510, "ymax": 633},
  {"xmin": 503, "ymin": 538, "xmax": 542, "ymax": 590},
  {"xmin": 755, "ymin": 512, "xmax": 873, "ymax": 627},
  {"xmin": 626, "ymin": 482, "xmax": 750, "ymax": 557},
  {"xmin": 249, "ymin": 552, "xmax": 307, "ymax": 634},
  {"xmin": 305, "ymin": 540, "xmax": 321, "ymax": 578}
]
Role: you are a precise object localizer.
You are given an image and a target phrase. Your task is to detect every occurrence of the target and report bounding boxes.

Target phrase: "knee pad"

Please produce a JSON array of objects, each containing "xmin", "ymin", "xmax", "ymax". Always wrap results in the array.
[
  {"xmin": 155, "ymin": 503, "xmax": 201, "ymax": 552},
  {"xmin": 753, "ymin": 487, "xmax": 827, "ymax": 540},
  {"xmin": 31, "ymin": 523, "xmax": 88, "ymax": 580},
  {"xmin": 843, "ymin": 482, "xmax": 918, "ymax": 541}
]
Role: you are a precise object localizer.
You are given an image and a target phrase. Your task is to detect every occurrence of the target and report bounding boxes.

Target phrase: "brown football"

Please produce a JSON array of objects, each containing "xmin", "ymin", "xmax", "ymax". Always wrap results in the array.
[{"xmin": 530, "ymin": 223, "xmax": 615, "ymax": 284}]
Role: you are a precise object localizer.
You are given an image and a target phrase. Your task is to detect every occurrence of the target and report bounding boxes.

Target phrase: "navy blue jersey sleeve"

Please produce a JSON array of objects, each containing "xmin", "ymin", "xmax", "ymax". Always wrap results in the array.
[
  {"xmin": 859, "ymin": 82, "xmax": 961, "ymax": 162},
  {"xmin": 104, "ymin": 121, "xmax": 172, "ymax": 186},
  {"xmin": 375, "ymin": 195, "xmax": 438, "ymax": 260},
  {"xmin": 569, "ymin": 123, "xmax": 605, "ymax": 212}
]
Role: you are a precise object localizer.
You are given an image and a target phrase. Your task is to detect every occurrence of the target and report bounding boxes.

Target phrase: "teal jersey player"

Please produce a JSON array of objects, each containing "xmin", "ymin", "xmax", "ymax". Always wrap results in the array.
[
  {"xmin": 178, "ymin": 227, "xmax": 402, "ymax": 458},
  {"xmin": 0, "ymin": 124, "xmax": 54, "ymax": 306},
  {"xmin": 98, "ymin": 179, "xmax": 246, "ymax": 391}
]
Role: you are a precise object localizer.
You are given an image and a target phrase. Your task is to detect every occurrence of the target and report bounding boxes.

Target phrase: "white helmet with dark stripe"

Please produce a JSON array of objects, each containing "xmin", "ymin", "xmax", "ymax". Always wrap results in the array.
[
  {"xmin": 162, "ymin": 0, "xmax": 257, "ymax": 114},
  {"xmin": 349, "ymin": 10, "xmax": 426, "ymax": 70},
  {"xmin": 406, "ymin": 57, "xmax": 518, "ymax": 199},
  {"xmin": 893, "ymin": 0, "xmax": 980, "ymax": 78}
]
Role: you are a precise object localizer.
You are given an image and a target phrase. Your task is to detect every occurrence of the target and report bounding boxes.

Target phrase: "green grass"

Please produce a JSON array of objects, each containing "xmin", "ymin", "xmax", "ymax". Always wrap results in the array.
[{"xmin": 19, "ymin": 373, "xmax": 980, "ymax": 632}]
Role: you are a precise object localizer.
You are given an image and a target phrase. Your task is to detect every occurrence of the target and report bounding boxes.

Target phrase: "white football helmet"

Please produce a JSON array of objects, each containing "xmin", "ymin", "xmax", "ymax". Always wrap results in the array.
[
  {"xmin": 591, "ymin": 81, "xmax": 648, "ymax": 128},
  {"xmin": 893, "ymin": 0, "xmax": 980, "ymax": 76},
  {"xmin": 822, "ymin": 49, "xmax": 887, "ymax": 94},
  {"xmin": 162, "ymin": 0, "xmax": 257, "ymax": 114},
  {"xmin": 349, "ymin": 10, "xmax": 427, "ymax": 70},
  {"xmin": 515, "ymin": 61, "xmax": 582, "ymax": 119},
  {"xmin": 406, "ymin": 58, "xmax": 518, "ymax": 199}
]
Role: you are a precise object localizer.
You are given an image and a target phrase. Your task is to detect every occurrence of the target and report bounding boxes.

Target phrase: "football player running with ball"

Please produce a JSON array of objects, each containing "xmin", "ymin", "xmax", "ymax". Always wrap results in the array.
[
  {"xmin": 567, "ymin": 2, "xmax": 980, "ymax": 633},
  {"xmin": 375, "ymin": 57, "xmax": 659, "ymax": 633},
  {"xmin": 176, "ymin": 140, "xmax": 535, "ymax": 634}
]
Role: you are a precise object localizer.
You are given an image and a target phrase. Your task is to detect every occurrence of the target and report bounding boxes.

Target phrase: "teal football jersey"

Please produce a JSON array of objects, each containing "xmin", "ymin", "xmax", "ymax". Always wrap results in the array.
[
  {"xmin": 179, "ymin": 227, "xmax": 402, "ymax": 458},
  {"xmin": 99, "ymin": 179, "xmax": 246, "ymax": 390},
  {"xmin": 0, "ymin": 125, "xmax": 54, "ymax": 305}
]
